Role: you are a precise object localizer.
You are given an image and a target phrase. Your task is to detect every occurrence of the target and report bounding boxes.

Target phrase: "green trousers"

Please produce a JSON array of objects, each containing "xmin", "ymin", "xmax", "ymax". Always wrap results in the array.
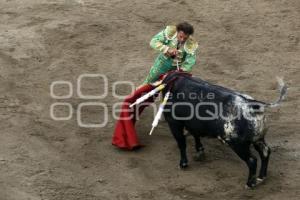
[{"xmin": 144, "ymin": 54, "xmax": 177, "ymax": 84}]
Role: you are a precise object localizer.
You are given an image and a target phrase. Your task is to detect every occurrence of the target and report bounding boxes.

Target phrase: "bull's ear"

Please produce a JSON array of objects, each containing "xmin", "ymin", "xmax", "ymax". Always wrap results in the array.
[
  {"xmin": 164, "ymin": 25, "xmax": 177, "ymax": 40},
  {"xmin": 184, "ymin": 37, "xmax": 198, "ymax": 55}
]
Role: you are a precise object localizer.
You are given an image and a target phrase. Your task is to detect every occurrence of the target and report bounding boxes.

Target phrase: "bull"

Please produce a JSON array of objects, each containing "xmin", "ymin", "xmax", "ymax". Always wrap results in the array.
[{"xmin": 161, "ymin": 71, "xmax": 287, "ymax": 188}]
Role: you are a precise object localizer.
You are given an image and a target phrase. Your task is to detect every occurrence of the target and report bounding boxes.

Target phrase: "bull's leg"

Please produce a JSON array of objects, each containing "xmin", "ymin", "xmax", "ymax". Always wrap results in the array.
[
  {"xmin": 254, "ymin": 139, "xmax": 271, "ymax": 183},
  {"xmin": 168, "ymin": 121, "xmax": 188, "ymax": 169},
  {"xmin": 231, "ymin": 143, "xmax": 257, "ymax": 188},
  {"xmin": 193, "ymin": 135, "xmax": 205, "ymax": 161}
]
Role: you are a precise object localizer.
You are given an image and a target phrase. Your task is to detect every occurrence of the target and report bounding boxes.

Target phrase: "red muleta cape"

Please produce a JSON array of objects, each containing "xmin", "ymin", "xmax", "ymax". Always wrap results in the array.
[
  {"xmin": 112, "ymin": 71, "xmax": 191, "ymax": 150},
  {"xmin": 112, "ymin": 84, "xmax": 155, "ymax": 150}
]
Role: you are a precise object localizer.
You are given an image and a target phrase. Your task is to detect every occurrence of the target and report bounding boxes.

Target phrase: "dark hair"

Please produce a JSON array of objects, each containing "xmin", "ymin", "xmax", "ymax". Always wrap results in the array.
[{"xmin": 176, "ymin": 22, "xmax": 194, "ymax": 35}]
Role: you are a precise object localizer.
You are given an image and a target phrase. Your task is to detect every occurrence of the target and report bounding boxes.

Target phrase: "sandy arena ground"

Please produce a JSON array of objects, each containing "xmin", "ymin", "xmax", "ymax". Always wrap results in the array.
[{"xmin": 0, "ymin": 0, "xmax": 299, "ymax": 199}]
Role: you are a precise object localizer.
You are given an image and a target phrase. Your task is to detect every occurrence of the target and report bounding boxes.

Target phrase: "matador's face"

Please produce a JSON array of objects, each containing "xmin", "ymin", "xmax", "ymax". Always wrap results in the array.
[{"xmin": 177, "ymin": 31, "xmax": 189, "ymax": 43}]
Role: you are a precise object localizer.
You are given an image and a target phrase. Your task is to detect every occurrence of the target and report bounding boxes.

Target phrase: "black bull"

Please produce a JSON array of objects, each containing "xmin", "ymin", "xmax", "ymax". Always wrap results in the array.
[{"xmin": 161, "ymin": 72, "xmax": 287, "ymax": 188}]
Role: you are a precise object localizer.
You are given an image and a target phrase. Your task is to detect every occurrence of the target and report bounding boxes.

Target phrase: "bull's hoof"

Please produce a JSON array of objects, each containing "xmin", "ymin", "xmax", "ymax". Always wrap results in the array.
[
  {"xmin": 256, "ymin": 177, "xmax": 266, "ymax": 185},
  {"xmin": 245, "ymin": 184, "xmax": 255, "ymax": 190},
  {"xmin": 193, "ymin": 151, "xmax": 205, "ymax": 161},
  {"xmin": 245, "ymin": 183, "xmax": 257, "ymax": 189},
  {"xmin": 179, "ymin": 162, "xmax": 188, "ymax": 169},
  {"xmin": 245, "ymin": 179, "xmax": 257, "ymax": 189}
]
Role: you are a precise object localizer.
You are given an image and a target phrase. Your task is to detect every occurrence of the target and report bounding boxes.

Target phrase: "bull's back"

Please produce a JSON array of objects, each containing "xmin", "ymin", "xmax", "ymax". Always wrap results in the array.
[{"xmin": 164, "ymin": 75, "xmax": 265, "ymax": 141}]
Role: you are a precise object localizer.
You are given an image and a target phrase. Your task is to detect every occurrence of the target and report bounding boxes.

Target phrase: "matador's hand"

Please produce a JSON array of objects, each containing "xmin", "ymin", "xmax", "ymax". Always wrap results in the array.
[{"xmin": 166, "ymin": 48, "xmax": 178, "ymax": 57}]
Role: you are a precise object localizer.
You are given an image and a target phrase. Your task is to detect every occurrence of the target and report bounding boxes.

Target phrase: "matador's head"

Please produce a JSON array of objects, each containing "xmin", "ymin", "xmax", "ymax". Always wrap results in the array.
[{"xmin": 176, "ymin": 22, "xmax": 194, "ymax": 43}]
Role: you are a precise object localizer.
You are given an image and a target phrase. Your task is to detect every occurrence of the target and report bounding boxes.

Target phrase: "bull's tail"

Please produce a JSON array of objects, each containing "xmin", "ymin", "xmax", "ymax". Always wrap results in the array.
[{"xmin": 263, "ymin": 77, "xmax": 288, "ymax": 108}]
